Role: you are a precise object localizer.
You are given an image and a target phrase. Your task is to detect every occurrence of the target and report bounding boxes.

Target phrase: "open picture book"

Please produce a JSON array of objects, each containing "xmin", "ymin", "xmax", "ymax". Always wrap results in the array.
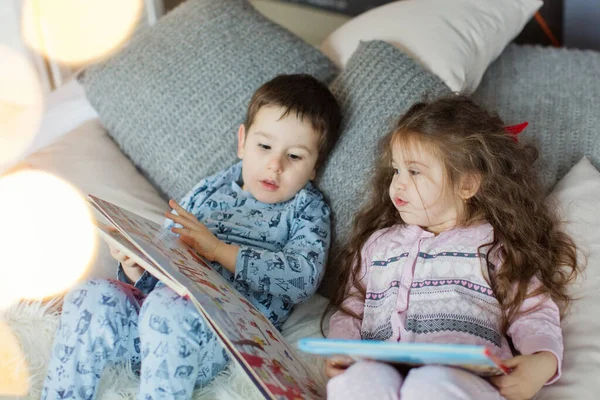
[
  {"xmin": 298, "ymin": 338, "xmax": 510, "ymax": 377},
  {"xmin": 87, "ymin": 195, "xmax": 324, "ymax": 400}
]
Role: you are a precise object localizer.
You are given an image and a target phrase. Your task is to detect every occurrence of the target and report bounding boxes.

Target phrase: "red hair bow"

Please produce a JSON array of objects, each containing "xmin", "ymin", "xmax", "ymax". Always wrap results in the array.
[{"xmin": 505, "ymin": 122, "xmax": 528, "ymax": 142}]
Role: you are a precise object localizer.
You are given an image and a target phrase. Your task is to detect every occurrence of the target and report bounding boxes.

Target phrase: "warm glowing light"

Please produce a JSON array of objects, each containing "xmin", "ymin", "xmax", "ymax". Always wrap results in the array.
[
  {"xmin": 0, "ymin": 170, "xmax": 97, "ymax": 308},
  {"xmin": 0, "ymin": 321, "xmax": 29, "ymax": 396},
  {"xmin": 0, "ymin": 45, "xmax": 43, "ymax": 167},
  {"xmin": 21, "ymin": 0, "xmax": 143, "ymax": 64}
]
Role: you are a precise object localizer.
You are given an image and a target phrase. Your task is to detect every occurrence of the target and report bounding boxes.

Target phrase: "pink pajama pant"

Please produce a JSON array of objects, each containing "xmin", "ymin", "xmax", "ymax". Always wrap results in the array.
[{"xmin": 327, "ymin": 362, "xmax": 506, "ymax": 400}]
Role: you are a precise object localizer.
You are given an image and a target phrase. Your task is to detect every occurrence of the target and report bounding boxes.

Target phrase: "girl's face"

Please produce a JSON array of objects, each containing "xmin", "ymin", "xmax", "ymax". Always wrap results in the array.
[{"xmin": 388, "ymin": 140, "xmax": 463, "ymax": 234}]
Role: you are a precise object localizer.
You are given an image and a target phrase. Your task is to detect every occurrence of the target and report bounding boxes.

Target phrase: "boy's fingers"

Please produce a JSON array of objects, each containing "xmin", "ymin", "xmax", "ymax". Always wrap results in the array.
[
  {"xmin": 169, "ymin": 200, "xmax": 194, "ymax": 218},
  {"xmin": 165, "ymin": 211, "xmax": 183, "ymax": 224},
  {"xmin": 179, "ymin": 236, "xmax": 195, "ymax": 247},
  {"xmin": 171, "ymin": 227, "xmax": 195, "ymax": 239},
  {"xmin": 122, "ymin": 258, "xmax": 134, "ymax": 268},
  {"xmin": 168, "ymin": 199, "xmax": 182, "ymax": 209},
  {"xmin": 166, "ymin": 209, "xmax": 199, "ymax": 227},
  {"xmin": 110, "ymin": 248, "xmax": 128, "ymax": 263}
]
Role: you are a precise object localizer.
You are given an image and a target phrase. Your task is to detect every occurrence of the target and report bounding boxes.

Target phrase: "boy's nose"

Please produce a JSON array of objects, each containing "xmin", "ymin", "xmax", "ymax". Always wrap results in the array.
[{"xmin": 267, "ymin": 156, "xmax": 283, "ymax": 173}]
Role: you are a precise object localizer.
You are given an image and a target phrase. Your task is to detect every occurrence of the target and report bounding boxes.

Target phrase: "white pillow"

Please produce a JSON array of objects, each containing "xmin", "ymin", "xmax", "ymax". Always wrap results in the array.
[
  {"xmin": 32, "ymin": 78, "xmax": 98, "ymax": 155},
  {"xmin": 539, "ymin": 157, "xmax": 600, "ymax": 400},
  {"xmin": 320, "ymin": 0, "xmax": 542, "ymax": 93},
  {"xmin": 0, "ymin": 78, "xmax": 98, "ymax": 176},
  {"xmin": 19, "ymin": 119, "xmax": 168, "ymax": 281}
]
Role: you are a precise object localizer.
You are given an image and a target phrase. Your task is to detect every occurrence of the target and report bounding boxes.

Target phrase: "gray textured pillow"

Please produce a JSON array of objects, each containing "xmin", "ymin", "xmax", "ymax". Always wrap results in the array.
[
  {"xmin": 317, "ymin": 40, "xmax": 450, "ymax": 253},
  {"xmin": 78, "ymin": 0, "xmax": 338, "ymax": 201},
  {"xmin": 473, "ymin": 44, "xmax": 600, "ymax": 191}
]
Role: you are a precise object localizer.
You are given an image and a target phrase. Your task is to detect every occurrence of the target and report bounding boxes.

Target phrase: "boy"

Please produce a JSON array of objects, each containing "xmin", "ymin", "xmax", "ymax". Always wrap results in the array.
[{"xmin": 42, "ymin": 74, "xmax": 341, "ymax": 400}]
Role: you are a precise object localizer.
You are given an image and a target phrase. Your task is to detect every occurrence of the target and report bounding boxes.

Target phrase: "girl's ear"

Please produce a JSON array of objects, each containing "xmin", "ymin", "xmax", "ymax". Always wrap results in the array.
[
  {"xmin": 459, "ymin": 173, "xmax": 481, "ymax": 200},
  {"xmin": 237, "ymin": 124, "xmax": 246, "ymax": 159}
]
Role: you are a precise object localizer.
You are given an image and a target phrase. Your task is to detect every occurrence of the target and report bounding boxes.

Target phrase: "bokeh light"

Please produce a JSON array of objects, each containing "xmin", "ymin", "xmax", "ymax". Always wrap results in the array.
[
  {"xmin": 0, "ymin": 44, "xmax": 43, "ymax": 167},
  {"xmin": 21, "ymin": 0, "xmax": 143, "ymax": 65},
  {"xmin": 0, "ymin": 321, "xmax": 29, "ymax": 396},
  {"xmin": 0, "ymin": 170, "xmax": 97, "ymax": 308}
]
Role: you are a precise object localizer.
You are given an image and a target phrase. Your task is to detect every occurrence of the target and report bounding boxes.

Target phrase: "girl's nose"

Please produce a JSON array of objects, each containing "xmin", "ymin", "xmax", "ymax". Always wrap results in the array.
[{"xmin": 393, "ymin": 176, "xmax": 407, "ymax": 191}]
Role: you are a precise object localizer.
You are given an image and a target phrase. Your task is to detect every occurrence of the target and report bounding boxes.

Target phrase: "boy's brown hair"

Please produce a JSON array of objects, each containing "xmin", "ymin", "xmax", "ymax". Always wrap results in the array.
[{"xmin": 244, "ymin": 74, "xmax": 341, "ymax": 170}]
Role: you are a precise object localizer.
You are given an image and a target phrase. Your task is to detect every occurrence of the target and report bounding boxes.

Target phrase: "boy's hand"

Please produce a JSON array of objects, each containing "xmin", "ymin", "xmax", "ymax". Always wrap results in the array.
[
  {"xmin": 165, "ymin": 200, "xmax": 221, "ymax": 261},
  {"xmin": 325, "ymin": 356, "xmax": 354, "ymax": 379},
  {"xmin": 490, "ymin": 352, "xmax": 558, "ymax": 400},
  {"xmin": 108, "ymin": 245, "xmax": 144, "ymax": 282}
]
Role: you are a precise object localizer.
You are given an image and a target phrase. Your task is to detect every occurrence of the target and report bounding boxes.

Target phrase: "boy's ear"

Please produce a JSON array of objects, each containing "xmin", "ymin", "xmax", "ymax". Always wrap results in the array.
[
  {"xmin": 237, "ymin": 124, "xmax": 246, "ymax": 159},
  {"xmin": 459, "ymin": 173, "xmax": 481, "ymax": 200}
]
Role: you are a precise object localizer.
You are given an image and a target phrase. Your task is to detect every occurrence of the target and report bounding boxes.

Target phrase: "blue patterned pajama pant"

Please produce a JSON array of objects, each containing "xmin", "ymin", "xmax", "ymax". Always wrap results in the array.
[{"xmin": 42, "ymin": 279, "xmax": 230, "ymax": 400}]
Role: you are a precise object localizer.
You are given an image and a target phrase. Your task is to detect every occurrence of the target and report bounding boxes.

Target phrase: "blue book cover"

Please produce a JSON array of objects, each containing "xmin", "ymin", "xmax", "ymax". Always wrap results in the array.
[{"xmin": 298, "ymin": 339, "xmax": 510, "ymax": 376}]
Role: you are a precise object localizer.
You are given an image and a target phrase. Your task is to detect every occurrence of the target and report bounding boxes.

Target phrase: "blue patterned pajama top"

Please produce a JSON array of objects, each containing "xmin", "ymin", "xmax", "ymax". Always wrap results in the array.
[{"xmin": 119, "ymin": 161, "xmax": 331, "ymax": 329}]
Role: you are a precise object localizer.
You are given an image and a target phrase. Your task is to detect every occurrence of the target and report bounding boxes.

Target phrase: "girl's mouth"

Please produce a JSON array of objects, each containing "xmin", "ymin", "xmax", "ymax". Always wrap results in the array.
[{"xmin": 394, "ymin": 198, "xmax": 408, "ymax": 207}]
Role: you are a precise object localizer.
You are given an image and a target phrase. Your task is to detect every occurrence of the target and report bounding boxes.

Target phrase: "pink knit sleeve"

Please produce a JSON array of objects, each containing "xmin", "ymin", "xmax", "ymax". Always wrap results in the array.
[
  {"xmin": 507, "ymin": 279, "xmax": 564, "ymax": 385},
  {"xmin": 327, "ymin": 292, "xmax": 365, "ymax": 340},
  {"xmin": 327, "ymin": 234, "xmax": 378, "ymax": 340}
]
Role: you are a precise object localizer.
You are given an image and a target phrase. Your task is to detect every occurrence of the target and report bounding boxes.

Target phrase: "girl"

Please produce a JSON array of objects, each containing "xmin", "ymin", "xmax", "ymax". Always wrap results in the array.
[{"xmin": 324, "ymin": 96, "xmax": 578, "ymax": 400}]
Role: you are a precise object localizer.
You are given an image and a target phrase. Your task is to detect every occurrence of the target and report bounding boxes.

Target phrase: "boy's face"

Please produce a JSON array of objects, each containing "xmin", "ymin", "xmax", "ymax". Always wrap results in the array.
[{"xmin": 237, "ymin": 105, "xmax": 320, "ymax": 204}]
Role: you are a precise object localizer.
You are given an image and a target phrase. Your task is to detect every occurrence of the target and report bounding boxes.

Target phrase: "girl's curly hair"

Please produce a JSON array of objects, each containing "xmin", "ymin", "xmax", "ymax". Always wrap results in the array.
[{"xmin": 323, "ymin": 95, "xmax": 579, "ymax": 335}]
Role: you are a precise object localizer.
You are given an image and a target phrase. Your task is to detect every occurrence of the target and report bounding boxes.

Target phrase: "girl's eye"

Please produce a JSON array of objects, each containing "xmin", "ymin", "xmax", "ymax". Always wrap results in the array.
[
  {"xmin": 259, "ymin": 144, "xmax": 271, "ymax": 150},
  {"xmin": 393, "ymin": 168, "xmax": 400, "ymax": 175},
  {"xmin": 289, "ymin": 154, "xmax": 302, "ymax": 161},
  {"xmin": 409, "ymin": 169, "xmax": 420, "ymax": 176}
]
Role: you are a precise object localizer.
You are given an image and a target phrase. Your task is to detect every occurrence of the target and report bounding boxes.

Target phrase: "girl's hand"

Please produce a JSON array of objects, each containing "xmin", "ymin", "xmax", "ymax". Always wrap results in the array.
[
  {"xmin": 165, "ymin": 200, "xmax": 221, "ymax": 261},
  {"xmin": 490, "ymin": 352, "xmax": 558, "ymax": 400},
  {"xmin": 109, "ymin": 245, "xmax": 144, "ymax": 282},
  {"xmin": 325, "ymin": 356, "xmax": 355, "ymax": 379}
]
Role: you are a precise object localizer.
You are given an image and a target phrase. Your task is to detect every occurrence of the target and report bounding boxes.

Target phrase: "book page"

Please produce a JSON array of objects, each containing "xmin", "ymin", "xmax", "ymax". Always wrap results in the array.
[{"xmin": 89, "ymin": 195, "xmax": 325, "ymax": 400}]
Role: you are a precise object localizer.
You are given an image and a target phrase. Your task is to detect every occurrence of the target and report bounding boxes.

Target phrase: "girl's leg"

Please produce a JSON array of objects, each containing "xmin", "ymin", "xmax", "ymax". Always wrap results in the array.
[
  {"xmin": 401, "ymin": 366, "xmax": 505, "ymax": 400},
  {"xmin": 137, "ymin": 284, "xmax": 229, "ymax": 400},
  {"xmin": 42, "ymin": 279, "xmax": 145, "ymax": 400},
  {"xmin": 327, "ymin": 361, "xmax": 403, "ymax": 400}
]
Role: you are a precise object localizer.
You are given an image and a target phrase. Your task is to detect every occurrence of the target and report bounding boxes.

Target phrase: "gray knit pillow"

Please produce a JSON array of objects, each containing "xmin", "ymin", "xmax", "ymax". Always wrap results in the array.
[
  {"xmin": 473, "ymin": 44, "xmax": 600, "ymax": 192},
  {"xmin": 317, "ymin": 40, "xmax": 450, "ymax": 251},
  {"xmin": 78, "ymin": 0, "xmax": 338, "ymax": 201}
]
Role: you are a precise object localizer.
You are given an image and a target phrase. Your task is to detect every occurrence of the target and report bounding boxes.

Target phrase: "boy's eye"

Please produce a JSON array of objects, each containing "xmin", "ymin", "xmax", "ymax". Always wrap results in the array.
[
  {"xmin": 258, "ymin": 143, "xmax": 270, "ymax": 150},
  {"xmin": 289, "ymin": 154, "xmax": 302, "ymax": 161}
]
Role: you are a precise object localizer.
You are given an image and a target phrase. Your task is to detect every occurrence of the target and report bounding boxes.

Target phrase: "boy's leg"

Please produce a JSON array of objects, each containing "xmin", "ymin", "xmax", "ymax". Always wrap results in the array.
[
  {"xmin": 42, "ymin": 279, "xmax": 145, "ymax": 400},
  {"xmin": 401, "ymin": 365, "xmax": 505, "ymax": 400},
  {"xmin": 137, "ymin": 283, "xmax": 229, "ymax": 400},
  {"xmin": 327, "ymin": 361, "xmax": 403, "ymax": 400}
]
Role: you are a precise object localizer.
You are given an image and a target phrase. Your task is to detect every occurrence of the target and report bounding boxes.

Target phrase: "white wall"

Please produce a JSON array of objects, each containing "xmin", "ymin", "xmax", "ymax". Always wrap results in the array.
[
  {"xmin": 0, "ymin": 0, "xmax": 52, "ymax": 93},
  {"xmin": 0, "ymin": 0, "xmax": 25, "ymax": 52},
  {"xmin": 0, "ymin": 0, "xmax": 165, "ymax": 93}
]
